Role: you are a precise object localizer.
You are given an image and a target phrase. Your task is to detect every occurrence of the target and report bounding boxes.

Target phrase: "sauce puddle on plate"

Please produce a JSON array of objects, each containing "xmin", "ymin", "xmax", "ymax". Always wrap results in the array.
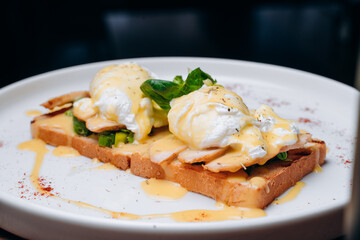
[
  {"xmin": 141, "ymin": 178, "xmax": 188, "ymax": 200},
  {"xmin": 52, "ymin": 146, "xmax": 80, "ymax": 157},
  {"xmin": 25, "ymin": 110, "xmax": 42, "ymax": 117},
  {"xmin": 272, "ymin": 181, "xmax": 306, "ymax": 205},
  {"xmin": 18, "ymin": 139, "xmax": 266, "ymax": 222},
  {"xmin": 90, "ymin": 163, "xmax": 118, "ymax": 171},
  {"xmin": 313, "ymin": 164, "xmax": 323, "ymax": 173}
]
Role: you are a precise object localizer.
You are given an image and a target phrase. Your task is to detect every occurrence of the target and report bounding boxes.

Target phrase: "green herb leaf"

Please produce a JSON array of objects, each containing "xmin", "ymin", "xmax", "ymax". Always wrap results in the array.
[
  {"xmin": 140, "ymin": 79, "xmax": 179, "ymax": 110},
  {"xmin": 140, "ymin": 68, "xmax": 216, "ymax": 110},
  {"xmin": 173, "ymin": 75, "xmax": 184, "ymax": 85},
  {"xmin": 179, "ymin": 68, "xmax": 216, "ymax": 96},
  {"xmin": 65, "ymin": 108, "xmax": 73, "ymax": 117}
]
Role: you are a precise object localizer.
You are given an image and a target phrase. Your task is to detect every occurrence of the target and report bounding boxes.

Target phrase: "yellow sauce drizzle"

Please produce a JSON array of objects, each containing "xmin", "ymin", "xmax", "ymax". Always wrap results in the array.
[
  {"xmin": 226, "ymin": 170, "xmax": 248, "ymax": 183},
  {"xmin": 72, "ymin": 202, "xmax": 266, "ymax": 222},
  {"xmin": 18, "ymin": 139, "xmax": 266, "ymax": 222},
  {"xmin": 141, "ymin": 178, "xmax": 188, "ymax": 200},
  {"xmin": 249, "ymin": 177, "xmax": 267, "ymax": 188},
  {"xmin": 26, "ymin": 110, "xmax": 42, "ymax": 116},
  {"xmin": 34, "ymin": 113, "xmax": 75, "ymax": 136},
  {"xmin": 313, "ymin": 164, "xmax": 323, "ymax": 173},
  {"xmin": 52, "ymin": 146, "xmax": 80, "ymax": 157},
  {"xmin": 170, "ymin": 206, "xmax": 266, "ymax": 222},
  {"xmin": 90, "ymin": 163, "xmax": 118, "ymax": 171},
  {"xmin": 17, "ymin": 139, "xmax": 50, "ymax": 195},
  {"xmin": 91, "ymin": 158, "xmax": 101, "ymax": 164},
  {"xmin": 272, "ymin": 181, "xmax": 306, "ymax": 205},
  {"xmin": 149, "ymin": 134, "xmax": 187, "ymax": 163}
]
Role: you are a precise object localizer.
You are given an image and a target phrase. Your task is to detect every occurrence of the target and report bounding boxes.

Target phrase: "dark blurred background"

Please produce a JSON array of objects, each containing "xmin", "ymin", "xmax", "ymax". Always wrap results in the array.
[
  {"xmin": 1, "ymin": 1, "xmax": 359, "ymax": 239},
  {"xmin": 3, "ymin": 0, "xmax": 360, "ymax": 89}
]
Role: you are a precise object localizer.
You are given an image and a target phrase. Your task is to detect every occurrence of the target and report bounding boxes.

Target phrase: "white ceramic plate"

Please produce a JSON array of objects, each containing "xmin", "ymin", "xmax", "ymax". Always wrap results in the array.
[{"xmin": 0, "ymin": 57, "xmax": 358, "ymax": 240}]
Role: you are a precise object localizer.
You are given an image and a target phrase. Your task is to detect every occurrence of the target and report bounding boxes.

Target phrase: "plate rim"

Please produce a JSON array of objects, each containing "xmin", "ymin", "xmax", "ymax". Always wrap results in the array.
[
  {"xmin": 1, "ymin": 56, "xmax": 358, "ymax": 95},
  {"xmin": 0, "ymin": 56, "xmax": 357, "ymax": 236}
]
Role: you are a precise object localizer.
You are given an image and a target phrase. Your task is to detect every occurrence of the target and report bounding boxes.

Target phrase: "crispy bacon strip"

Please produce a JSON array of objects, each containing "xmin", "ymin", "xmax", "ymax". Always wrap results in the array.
[
  {"xmin": 85, "ymin": 116, "xmax": 124, "ymax": 133},
  {"xmin": 41, "ymin": 91, "xmax": 90, "ymax": 109},
  {"xmin": 177, "ymin": 147, "xmax": 228, "ymax": 164},
  {"xmin": 279, "ymin": 133, "xmax": 312, "ymax": 153},
  {"xmin": 149, "ymin": 134, "xmax": 187, "ymax": 164},
  {"xmin": 204, "ymin": 133, "xmax": 312, "ymax": 173}
]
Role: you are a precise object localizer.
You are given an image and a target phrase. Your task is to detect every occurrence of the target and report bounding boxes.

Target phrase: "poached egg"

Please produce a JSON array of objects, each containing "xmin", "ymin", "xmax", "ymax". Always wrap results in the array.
[
  {"xmin": 73, "ymin": 63, "xmax": 167, "ymax": 141},
  {"xmin": 168, "ymin": 86, "xmax": 300, "ymax": 168}
]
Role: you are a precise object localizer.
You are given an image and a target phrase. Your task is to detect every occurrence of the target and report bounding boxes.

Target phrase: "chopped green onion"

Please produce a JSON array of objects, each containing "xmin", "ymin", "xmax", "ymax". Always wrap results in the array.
[
  {"xmin": 98, "ymin": 132, "xmax": 115, "ymax": 147},
  {"xmin": 115, "ymin": 132, "xmax": 128, "ymax": 147},
  {"xmin": 99, "ymin": 129, "xmax": 135, "ymax": 147},
  {"xmin": 126, "ymin": 131, "xmax": 135, "ymax": 143},
  {"xmin": 277, "ymin": 152, "xmax": 287, "ymax": 160},
  {"xmin": 73, "ymin": 116, "xmax": 92, "ymax": 136},
  {"xmin": 276, "ymin": 152, "xmax": 292, "ymax": 161}
]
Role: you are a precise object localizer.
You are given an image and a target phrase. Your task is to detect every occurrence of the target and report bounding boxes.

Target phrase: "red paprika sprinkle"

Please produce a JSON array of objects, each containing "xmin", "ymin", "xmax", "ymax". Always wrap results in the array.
[{"xmin": 298, "ymin": 117, "xmax": 312, "ymax": 123}]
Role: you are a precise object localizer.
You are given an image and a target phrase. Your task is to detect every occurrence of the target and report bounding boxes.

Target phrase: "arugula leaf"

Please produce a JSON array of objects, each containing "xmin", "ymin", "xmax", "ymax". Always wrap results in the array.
[{"xmin": 140, "ymin": 68, "xmax": 216, "ymax": 110}]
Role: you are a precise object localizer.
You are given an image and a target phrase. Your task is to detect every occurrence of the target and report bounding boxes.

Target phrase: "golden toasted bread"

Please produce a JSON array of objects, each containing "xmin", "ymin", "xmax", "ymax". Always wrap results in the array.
[{"xmin": 31, "ymin": 108, "xmax": 326, "ymax": 209}]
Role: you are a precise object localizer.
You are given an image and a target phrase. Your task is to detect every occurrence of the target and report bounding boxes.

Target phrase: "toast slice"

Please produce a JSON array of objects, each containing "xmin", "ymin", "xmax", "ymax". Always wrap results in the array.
[{"xmin": 30, "ymin": 109, "xmax": 326, "ymax": 209}]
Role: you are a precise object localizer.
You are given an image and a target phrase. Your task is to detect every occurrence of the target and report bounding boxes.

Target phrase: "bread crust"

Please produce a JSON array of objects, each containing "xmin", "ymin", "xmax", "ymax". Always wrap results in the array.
[{"xmin": 31, "ymin": 114, "xmax": 326, "ymax": 209}]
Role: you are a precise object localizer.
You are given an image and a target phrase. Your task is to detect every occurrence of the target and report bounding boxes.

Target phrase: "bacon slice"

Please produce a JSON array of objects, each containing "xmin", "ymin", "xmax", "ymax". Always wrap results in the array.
[
  {"xmin": 204, "ymin": 133, "xmax": 312, "ymax": 173},
  {"xmin": 279, "ymin": 133, "xmax": 312, "ymax": 153},
  {"xmin": 85, "ymin": 116, "xmax": 124, "ymax": 133},
  {"xmin": 41, "ymin": 91, "xmax": 90, "ymax": 109},
  {"xmin": 177, "ymin": 147, "xmax": 228, "ymax": 164},
  {"xmin": 149, "ymin": 134, "xmax": 187, "ymax": 164}
]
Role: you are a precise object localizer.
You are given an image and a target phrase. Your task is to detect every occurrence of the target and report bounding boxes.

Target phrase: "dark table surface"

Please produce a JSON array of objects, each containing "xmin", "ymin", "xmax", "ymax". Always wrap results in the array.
[{"xmin": 0, "ymin": 227, "xmax": 348, "ymax": 240}]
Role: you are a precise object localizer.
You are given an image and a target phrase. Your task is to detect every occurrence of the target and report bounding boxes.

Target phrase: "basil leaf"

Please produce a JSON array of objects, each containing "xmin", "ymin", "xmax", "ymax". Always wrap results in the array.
[
  {"xmin": 173, "ymin": 75, "xmax": 184, "ymax": 85},
  {"xmin": 140, "ymin": 68, "xmax": 216, "ymax": 110},
  {"xmin": 179, "ymin": 68, "xmax": 216, "ymax": 96},
  {"xmin": 140, "ymin": 79, "xmax": 179, "ymax": 110}
]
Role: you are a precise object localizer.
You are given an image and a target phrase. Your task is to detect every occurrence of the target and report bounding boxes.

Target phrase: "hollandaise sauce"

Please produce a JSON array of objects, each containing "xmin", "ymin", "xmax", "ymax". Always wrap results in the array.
[
  {"xmin": 52, "ymin": 146, "xmax": 80, "ymax": 157},
  {"xmin": 25, "ymin": 110, "xmax": 42, "ymax": 117},
  {"xmin": 272, "ymin": 181, "xmax": 306, "ymax": 205},
  {"xmin": 141, "ymin": 178, "xmax": 188, "ymax": 200},
  {"xmin": 17, "ymin": 139, "xmax": 266, "ymax": 222}
]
